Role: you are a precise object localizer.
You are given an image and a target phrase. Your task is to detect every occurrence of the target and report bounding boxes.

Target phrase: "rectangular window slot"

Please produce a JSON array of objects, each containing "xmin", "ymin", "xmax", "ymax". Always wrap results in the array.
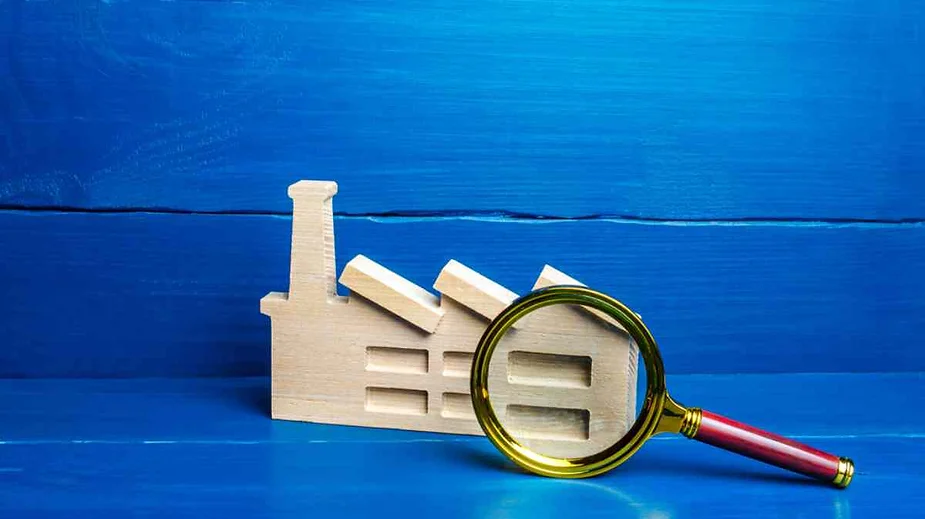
[
  {"xmin": 505, "ymin": 404, "xmax": 590, "ymax": 442},
  {"xmin": 365, "ymin": 387, "xmax": 428, "ymax": 416},
  {"xmin": 441, "ymin": 392, "xmax": 475, "ymax": 420},
  {"xmin": 366, "ymin": 347, "xmax": 428, "ymax": 375},
  {"xmin": 443, "ymin": 351, "xmax": 473, "ymax": 378},
  {"xmin": 508, "ymin": 351, "xmax": 591, "ymax": 389}
]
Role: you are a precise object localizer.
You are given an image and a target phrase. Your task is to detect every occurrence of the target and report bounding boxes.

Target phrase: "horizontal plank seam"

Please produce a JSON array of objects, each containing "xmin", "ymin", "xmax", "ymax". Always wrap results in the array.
[
  {"xmin": 3, "ymin": 371, "xmax": 920, "ymax": 380},
  {"xmin": 1, "ymin": 205, "xmax": 924, "ymax": 227},
  {"xmin": 1, "ymin": 434, "xmax": 923, "ymax": 445},
  {"xmin": 3, "ymin": 372, "xmax": 921, "ymax": 382}
]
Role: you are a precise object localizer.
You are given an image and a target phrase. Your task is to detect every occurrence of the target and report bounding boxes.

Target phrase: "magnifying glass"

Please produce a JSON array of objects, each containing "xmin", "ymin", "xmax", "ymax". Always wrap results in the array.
[{"xmin": 470, "ymin": 285, "xmax": 855, "ymax": 488}]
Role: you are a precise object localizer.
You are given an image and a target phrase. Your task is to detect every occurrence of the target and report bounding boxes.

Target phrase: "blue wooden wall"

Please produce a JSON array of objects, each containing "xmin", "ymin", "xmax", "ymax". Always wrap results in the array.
[{"xmin": 1, "ymin": 0, "xmax": 923, "ymax": 377}]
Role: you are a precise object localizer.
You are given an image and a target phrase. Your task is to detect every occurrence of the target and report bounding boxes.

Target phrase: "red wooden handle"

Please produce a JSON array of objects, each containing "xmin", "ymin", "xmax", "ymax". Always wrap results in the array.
[{"xmin": 691, "ymin": 409, "xmax": 854, "ymax": 487}]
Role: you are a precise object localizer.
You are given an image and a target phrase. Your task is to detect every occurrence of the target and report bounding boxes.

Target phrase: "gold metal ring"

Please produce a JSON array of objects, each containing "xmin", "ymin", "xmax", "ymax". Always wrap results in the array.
[
  {"xmin": 833, "ymin": 458, "xmax": 855, "ymax": 488},
  {"xmin": 469, "ymin": 285, "xmax": 672, "ymax": 478}
]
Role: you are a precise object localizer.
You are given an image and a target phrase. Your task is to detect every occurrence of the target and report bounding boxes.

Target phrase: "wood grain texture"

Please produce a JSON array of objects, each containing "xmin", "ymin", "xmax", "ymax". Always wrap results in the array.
[
  {"xmin": 434, "ymin": 260, "xmax": 519, "ymax": 322},
  {"xmin": 263, "ymin": 182, "xmax": 636, "ymax": 454},
  {"xmin": 2, "ymin": 210, "xmax": 923, "ymax": 377},
  {"xmin": 1, "ymin": 0, "xmax": 923, "ymax": 219},
  {"xmin": 339, "ymin": 254, "xmax": 446, "ymax": 333},
  {"xmin": 0, "ymin": 375, "xmax": 922, "ymax": 517}
]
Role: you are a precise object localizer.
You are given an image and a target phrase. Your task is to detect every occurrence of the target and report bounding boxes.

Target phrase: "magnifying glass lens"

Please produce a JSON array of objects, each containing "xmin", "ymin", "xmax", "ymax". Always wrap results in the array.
[
  {"xmin": 487, "ymin": 302, "xmax": 644, "ymax": 460},
  {"xmin": 474, "ymin": 287, "xmax": 854, "ymax": 487}
]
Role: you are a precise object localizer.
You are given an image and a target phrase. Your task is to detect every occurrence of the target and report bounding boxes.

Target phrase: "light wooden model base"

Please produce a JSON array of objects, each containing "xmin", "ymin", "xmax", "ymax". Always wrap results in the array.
[{"xmin": 261, "ymin": 181, "xmax": 638, "ymax": 458}]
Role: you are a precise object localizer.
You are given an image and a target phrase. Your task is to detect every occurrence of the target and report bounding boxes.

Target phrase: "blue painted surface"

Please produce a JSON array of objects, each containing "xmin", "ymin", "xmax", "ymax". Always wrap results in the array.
[
  {"xmin": 3, "ymin": 374, "xmax": 922, "ymax": 441},
  {"xmin": 1, "ymin": 0, "xmax": 923, "ymax": 218},
  {"xmin": 2, "ymin": 210, "xmax": 923, "ymax": 377},
  {"xmin": 0, "ymin": 375, "xmax": 922, "ymax": 517},
  {"xmin": 1, "ymin": 0, "xmax": 923, "ymax": 515}
]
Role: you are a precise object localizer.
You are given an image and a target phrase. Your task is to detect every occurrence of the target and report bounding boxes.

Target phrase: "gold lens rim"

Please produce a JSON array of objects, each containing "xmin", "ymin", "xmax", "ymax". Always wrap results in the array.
[{"xmin": 470, "ymin": 285, "xmax": 669, "ymax": 478}]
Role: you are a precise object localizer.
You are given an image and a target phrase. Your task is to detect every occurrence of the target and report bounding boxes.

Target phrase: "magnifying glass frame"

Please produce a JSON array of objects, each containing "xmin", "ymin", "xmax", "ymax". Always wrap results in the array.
[{"xmin": 470, "ymin": 285, "xmax": 854, "ymax": 487}]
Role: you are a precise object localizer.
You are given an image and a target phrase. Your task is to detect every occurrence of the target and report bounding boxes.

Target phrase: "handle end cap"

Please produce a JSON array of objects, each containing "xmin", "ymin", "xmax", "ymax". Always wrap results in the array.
[{"xmin": 833, "ymin": 457, "xmax": 855, "ymax": 488}]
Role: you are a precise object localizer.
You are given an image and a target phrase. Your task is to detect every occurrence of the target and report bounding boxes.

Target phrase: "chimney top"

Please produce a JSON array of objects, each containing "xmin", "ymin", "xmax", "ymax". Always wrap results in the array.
[{"xmin": 288, "ymin": 180, "xmax": 338, "ymax": 200}]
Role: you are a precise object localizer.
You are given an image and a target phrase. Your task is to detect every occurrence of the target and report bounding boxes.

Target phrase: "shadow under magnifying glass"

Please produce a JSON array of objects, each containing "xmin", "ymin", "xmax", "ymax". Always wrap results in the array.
[{"xmin": 452, "ymin": 441, "xmax": 853, "ymax": 519}]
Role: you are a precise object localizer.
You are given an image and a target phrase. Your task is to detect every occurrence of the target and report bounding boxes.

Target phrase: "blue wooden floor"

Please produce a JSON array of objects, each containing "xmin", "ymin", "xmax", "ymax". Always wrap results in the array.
[{"xmin": 1, "ymin": 374, "xmax": 921, "ymax": 517}]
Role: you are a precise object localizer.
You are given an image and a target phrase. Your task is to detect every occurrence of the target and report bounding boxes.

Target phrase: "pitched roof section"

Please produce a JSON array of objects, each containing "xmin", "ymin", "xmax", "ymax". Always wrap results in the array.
[
  {"xmin": 533, "ymin": 265, "xmax": 627, "ymax": 331},
  {"xmin": 532, "ymin": 264, "xmax": 584, "ymax": 291},
  {"xmin": 434, "ymin": 260, "xmax": 518, "ymax": 321},
  {"xmin": 339, "ymin": 255, "xmax": 445, "ymax": 333},
  {"xmin": 338, "ymin": 258, "xmax": 625, "ymax": 333}
]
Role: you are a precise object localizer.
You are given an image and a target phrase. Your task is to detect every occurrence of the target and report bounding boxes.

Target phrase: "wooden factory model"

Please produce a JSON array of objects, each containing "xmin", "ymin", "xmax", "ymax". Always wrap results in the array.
[{"xmin": 261, "ymin": 181, "xmax": 638, "ymax": 458}]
